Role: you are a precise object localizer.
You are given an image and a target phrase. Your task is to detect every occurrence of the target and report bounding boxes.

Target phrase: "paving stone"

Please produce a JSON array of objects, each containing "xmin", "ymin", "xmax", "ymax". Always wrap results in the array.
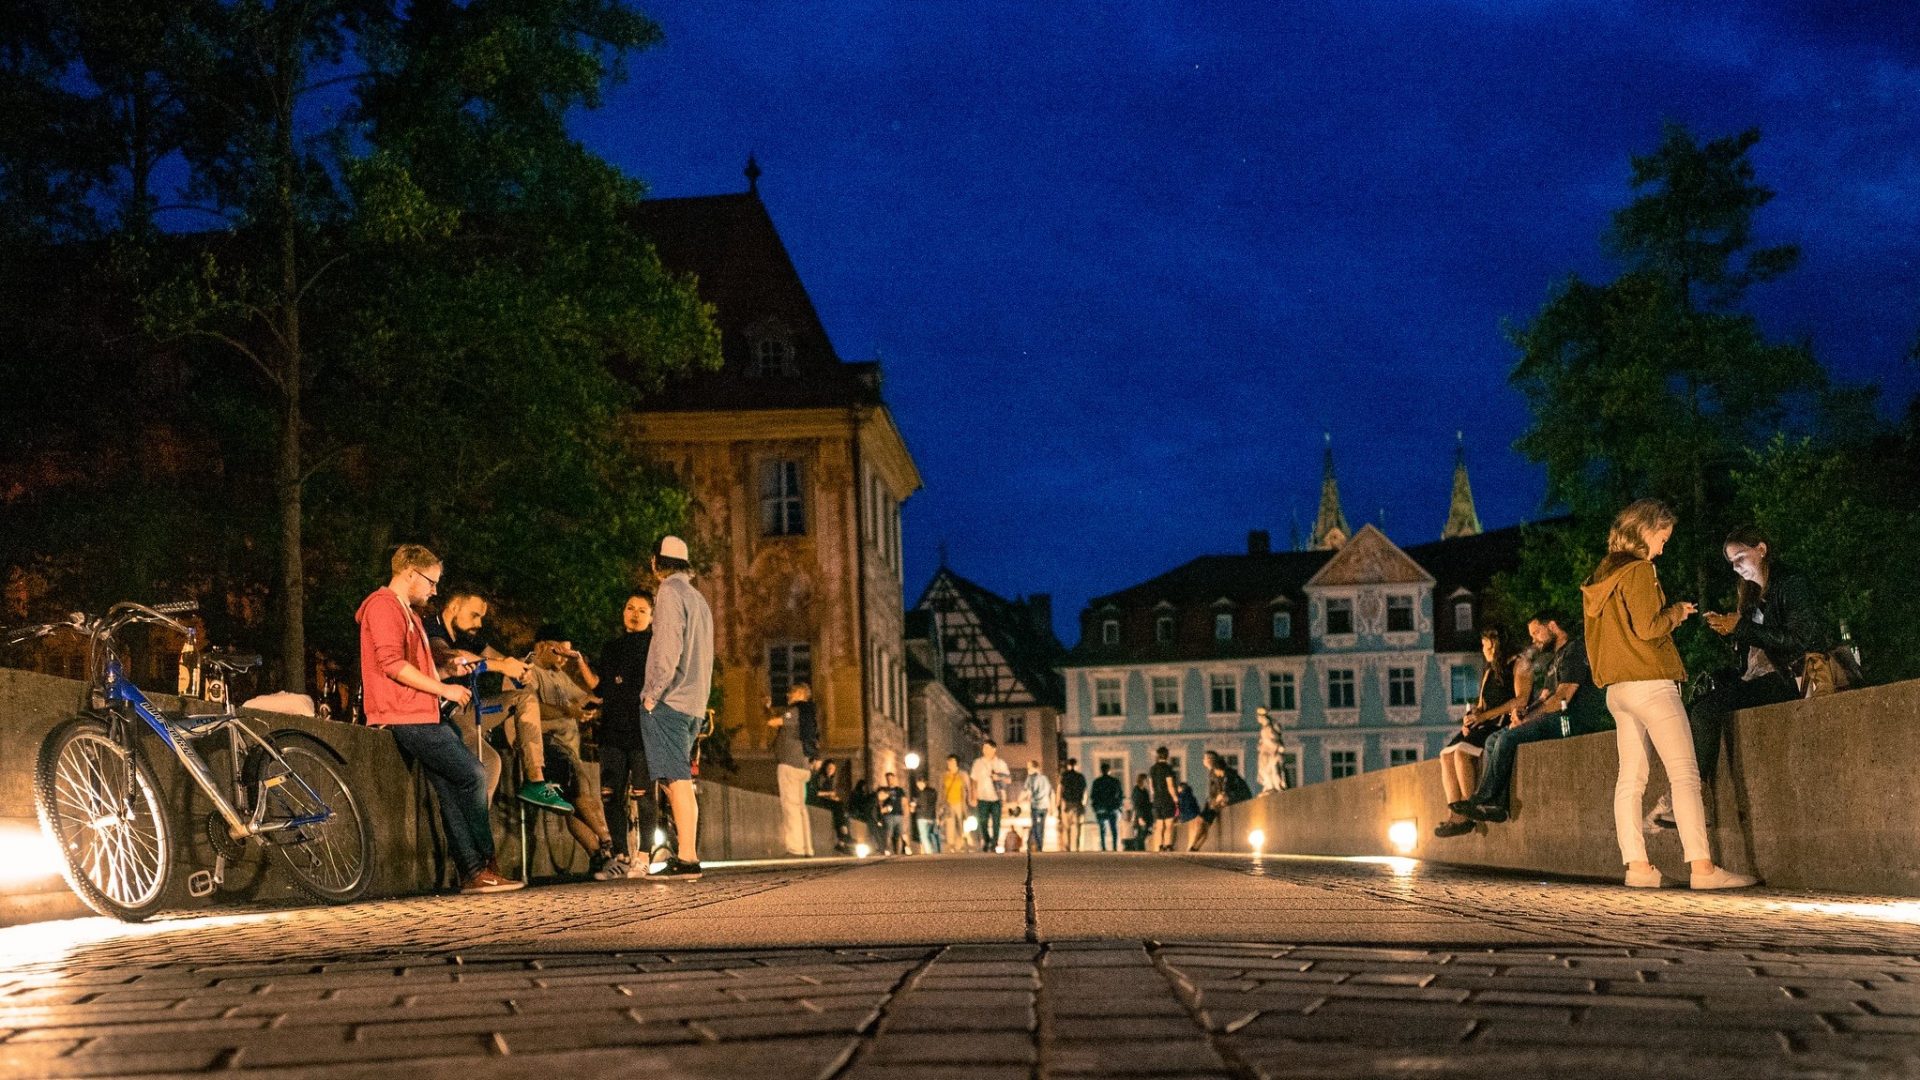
[
  {"xmin": 864, "ymin": 1030, "xmax": 1034, "ymax": 1065},
  {"xmin": 1049, "ymin": 1037, "xmax": 1226, "ymax": 1074}
]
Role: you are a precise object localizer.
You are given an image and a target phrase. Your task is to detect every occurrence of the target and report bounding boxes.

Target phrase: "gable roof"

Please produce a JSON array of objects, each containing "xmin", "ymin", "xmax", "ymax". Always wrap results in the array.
[
  {"xmin": 915, "ymin": 567, "xmax": 1065, "ymax": 708},
  {"xmin": 1305, "ymin": 524, "xmax": 1436, "ymax": 588},
  {"xmin": 627, "ymin": 192, "xmax": 881, "ymax": 411}
]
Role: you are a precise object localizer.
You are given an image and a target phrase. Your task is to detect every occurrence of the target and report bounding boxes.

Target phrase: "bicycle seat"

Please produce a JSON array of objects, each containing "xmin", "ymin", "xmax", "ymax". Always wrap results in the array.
[{"xmin": 202, "ymin": 649, "xmax": 262, "ymax": 673}]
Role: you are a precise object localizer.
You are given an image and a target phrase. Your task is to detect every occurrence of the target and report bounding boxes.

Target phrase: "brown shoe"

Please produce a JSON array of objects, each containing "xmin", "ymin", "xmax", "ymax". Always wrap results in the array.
[{"xmin": 461, "ymin": 867, "xmax": 525, "ymax": 894}]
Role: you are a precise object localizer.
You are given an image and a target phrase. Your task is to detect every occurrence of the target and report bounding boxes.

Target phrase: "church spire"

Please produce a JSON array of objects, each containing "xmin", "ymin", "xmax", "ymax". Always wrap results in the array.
[
  {"xmin": 1310, "ymin": 433, "xmax": 1351, "ymax": 550},
  {"xmin": 1442, "ymin": 431, "xmax": 1483, "ymax": 539}
]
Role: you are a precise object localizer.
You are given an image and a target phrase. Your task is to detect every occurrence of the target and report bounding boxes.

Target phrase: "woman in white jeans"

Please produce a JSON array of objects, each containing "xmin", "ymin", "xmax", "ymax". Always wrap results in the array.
[{"xmin": 1579, "ymin": 498, "xmax": 1757, "ymax": 890}]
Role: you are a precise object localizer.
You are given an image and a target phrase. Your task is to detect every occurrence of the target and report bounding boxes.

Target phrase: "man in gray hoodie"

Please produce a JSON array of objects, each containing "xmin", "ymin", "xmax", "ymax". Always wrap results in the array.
[{"xmin": 640, "ymin": 535, "xmax": 713, "ymax": 880}]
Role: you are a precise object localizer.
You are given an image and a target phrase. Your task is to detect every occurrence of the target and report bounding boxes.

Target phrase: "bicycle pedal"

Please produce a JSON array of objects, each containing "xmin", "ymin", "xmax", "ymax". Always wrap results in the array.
[{"xmin": 186, "ymin": 869, "xmax": 216, "ymax": 898}]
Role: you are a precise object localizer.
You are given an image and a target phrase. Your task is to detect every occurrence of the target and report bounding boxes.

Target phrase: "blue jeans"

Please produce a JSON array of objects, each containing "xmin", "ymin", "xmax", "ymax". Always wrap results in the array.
[
  {"xmin": 881, "ymin": 813, "xmax": 906, "ymax": 854},
  {"xmin": 1029, "ymin": 810, "xmax": 1048, "ymax": 852},
  {"xmin": 1096, "ymin": 810, "xmax": 1120, "ymax": 851},
  {"xmin": 1470, "ymin": 713, "xmax": 1566, "ymax": 813},
  {"xmin": 976, "ymin": 800, "xmax": 1002, "ymax": 850},
  {"xmin": 387, "ymin": 720, "xmax": 494, "ymax": 879},
  {"xmin": 915, "ymin": 817, "xmax": 940, "ymax": 853}
]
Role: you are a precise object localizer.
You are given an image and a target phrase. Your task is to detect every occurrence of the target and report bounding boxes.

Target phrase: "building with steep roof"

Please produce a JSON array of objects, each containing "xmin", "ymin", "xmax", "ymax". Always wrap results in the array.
[
  {"xmin": 626, "ymin": 161, "xmax": 923, "ymax": 790},
  {"xmin": 914, "ymin": 566, "xmax": 1067, "ymax": 787},
  {"xmin": 1060, "ymin": 444, "xmax": 1531, "ymax": 795}
]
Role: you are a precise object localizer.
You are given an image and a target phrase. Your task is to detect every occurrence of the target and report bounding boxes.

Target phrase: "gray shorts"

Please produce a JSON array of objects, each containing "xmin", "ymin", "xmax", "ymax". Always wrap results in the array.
[{"xmin": 641, "ymin": 704, "xmax": 700, "ymax": 782}]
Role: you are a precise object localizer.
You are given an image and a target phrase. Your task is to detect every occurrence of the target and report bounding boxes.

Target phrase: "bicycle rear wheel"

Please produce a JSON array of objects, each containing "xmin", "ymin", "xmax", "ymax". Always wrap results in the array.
[
  {"xmin": 34, "ymin": 716, "xmax": 172, "ymax": 921},
  {"xmin": 248, "ymin": 731, "xmax": 373, "ymax": 904}
]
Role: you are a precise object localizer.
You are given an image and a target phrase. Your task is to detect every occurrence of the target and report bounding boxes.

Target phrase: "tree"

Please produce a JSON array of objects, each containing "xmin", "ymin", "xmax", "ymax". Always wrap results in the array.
[{"xmin": 1503, "ymin": 126, "xmax": 1825, "ymax": 658}]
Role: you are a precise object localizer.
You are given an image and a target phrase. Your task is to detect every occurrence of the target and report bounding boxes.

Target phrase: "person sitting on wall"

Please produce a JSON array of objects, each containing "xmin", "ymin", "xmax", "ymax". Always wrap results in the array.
[
  {"xmin": 1434, "ymin": 627, "xmax": 1531, "ymax": 838},
  {"xmin": 1457, "ymin": 609, "xmax": 1612, "ymax": 825},
  {"xmin": 1188, "ymin": 750, "xmax": 1254, "ymax": 851},
  {"xmin": 426, "ymin": 589, "xmax": 573, "ymax": 814},
  {"xmin": 1645, "ymin": 524, "xmax": 1842, "ymax": 831},
  {"xmin": 528, "ymin": 625, "xmax": 614, "ymax": 867}
]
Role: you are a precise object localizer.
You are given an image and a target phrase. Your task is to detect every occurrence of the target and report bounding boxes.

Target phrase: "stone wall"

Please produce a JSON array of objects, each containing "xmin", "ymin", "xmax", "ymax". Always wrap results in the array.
[
  {"xmin": 1214, "ymin": 678, "xmax": 1920, "ymax": 896},
  {"xmin": 1, "ymin": 669, "xmax": 831, "ymax": 925}
]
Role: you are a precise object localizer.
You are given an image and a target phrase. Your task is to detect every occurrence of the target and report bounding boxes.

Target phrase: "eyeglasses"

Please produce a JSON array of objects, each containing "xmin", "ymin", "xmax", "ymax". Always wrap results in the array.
[{"xmin": 413, "ymin": 569, "xmax": 441, "ymax": 591}]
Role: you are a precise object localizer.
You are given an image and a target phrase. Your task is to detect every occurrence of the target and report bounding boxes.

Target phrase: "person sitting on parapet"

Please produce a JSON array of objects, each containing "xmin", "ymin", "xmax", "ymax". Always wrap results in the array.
[
  {"xmin": 529, "ymin": 625, "xmax": 615, "ymax": 867},
  {"xmin": 1434, "ymin": 627, "xmax": 1530, "ymax": 838},
  {"xmin": 426, "ymin": 588, "xmax": 574, "ymax": 815},
  {"xmin": 1456, "ymin": 609, "xmax": 1612, "ymax": 825},
  {"xmin": 357, "ymin": 545, "xmax": 521, "ymax": 894},
  {"xmin": 1188, "ymin": 750, "xmax": 1253, "ymax": 851}
]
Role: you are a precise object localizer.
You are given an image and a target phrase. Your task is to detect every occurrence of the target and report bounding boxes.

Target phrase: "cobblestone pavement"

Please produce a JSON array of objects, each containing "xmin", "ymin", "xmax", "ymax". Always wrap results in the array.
[{"xmin": 0, "ymin": 853, "xmax": 1915, "ymax": 1078}]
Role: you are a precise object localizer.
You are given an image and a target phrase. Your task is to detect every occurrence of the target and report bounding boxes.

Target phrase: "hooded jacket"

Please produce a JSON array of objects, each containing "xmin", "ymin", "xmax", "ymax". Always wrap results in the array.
[{"xmin": 1581, "ymin": 553, "xmax": 1688, "ymax": 687}]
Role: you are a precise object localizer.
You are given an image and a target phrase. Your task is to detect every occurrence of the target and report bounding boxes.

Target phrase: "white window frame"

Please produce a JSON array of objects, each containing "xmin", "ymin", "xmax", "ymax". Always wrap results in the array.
[
  {"xmin": 759, "ymin": 458, "xmax": 806, "ymax": 537},
  {"xmin": 1102, "ymin": 620, "xmax": 1120, "ymax": 645},
  {"xmin": 1386, "ymin": 594, "xmax": 1415, "ymax": 634},
  {"xmin": 1451, "ymin": 663, "xmax": 1479, "ymax": 706},
  {"xmin": 1150, "ymin": 675, "xmax": 1180, "ymax": 715},
  {"xmin": 1266, "ymin": 671, "xmax": 1296, "ymax": 711},
  {"xmin": 1327, "ymin": 748, "xmax": 1360, "ymax": 780},
  {"xmin": 1387, "ymin": 666, "xmax": 1417, "ymax": 708},
  {"xmin": 1208, "ymin": 673, "xmax": 1238, "ymax": 715},
  {"xmin": 1214, "ymin": 613, "xmax": 1233, "ymax": 641},
  {"xmin": 1004, "ymin": 712, "xmax": 1027, "ymax": 745},
  {"xmin": 1272, "ymin": 610, "xmax": 1292, "ymax": 639},
  {"xmin": 1454, "ymin": 600, "xmax": 1474, "ymax": 632},
  {"xmin": 1094, "ymin": 677, "xmax": 1123, "ymax": 717},
  {"xmin": 1387, "ymin": 746, "xmax": 1421, "ymax": 768},
  {"xmin": 1327, "ymin": 668, "xmax": 1356, "ymax": 710},
  {"xmin": 1325, "ymin": 597, "xmax": 1354, "ymax": 636}
]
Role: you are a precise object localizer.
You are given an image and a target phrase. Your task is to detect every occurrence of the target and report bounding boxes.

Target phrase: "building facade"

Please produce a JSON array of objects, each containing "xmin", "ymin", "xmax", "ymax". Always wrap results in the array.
[
  {"xmin": 627, "ymin": 165, "xmax": 923, "ymax": 791},
  {"xmin": 1060, "ymin": 445, "xmax": 1525, "ymax": 797},
  {"xmin": 914, "ymin": 567, "xmax": 1066, "ymax": 787}
]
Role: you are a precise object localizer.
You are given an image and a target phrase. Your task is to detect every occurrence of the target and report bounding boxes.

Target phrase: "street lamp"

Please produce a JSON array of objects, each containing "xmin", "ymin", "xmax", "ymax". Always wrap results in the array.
[{"xmin": 904, "ymin": 752, "xmax": 921, "ymax": 772}]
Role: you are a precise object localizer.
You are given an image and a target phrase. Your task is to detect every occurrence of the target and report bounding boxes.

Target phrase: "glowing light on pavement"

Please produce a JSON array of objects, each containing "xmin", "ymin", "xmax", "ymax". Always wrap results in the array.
[
  {"xmin": 0, "ymin": 823, "xmax": 66, "ymax": 886},
  {"xmin": 1387, "ymin": 819, "xmax": 1418, "ymax": 854}
]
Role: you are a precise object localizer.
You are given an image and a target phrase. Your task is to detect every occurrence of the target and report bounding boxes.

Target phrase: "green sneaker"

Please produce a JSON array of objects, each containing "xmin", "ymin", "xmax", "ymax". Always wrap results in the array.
[{"xmin": 517, "ymin": 780, "xmax": 575, "ymax": 815}]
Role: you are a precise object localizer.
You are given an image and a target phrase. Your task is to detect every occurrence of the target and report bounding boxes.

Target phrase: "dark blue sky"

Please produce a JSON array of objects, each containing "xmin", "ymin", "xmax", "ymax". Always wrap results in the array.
[{"xmin": 572, "ymin": 1, "xmax": 1920, "ymax": 642}]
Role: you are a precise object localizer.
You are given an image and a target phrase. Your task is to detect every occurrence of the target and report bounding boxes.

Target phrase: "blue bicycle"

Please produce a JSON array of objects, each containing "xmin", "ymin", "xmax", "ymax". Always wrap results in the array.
[{"xmin": 6, "ymin": 602, "xmax": 372, "ymax": 921}]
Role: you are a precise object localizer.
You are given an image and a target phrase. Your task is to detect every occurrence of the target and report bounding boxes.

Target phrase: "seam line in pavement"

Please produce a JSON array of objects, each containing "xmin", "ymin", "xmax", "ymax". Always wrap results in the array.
[
  {"xmin": 1024, "ymin": 846, "xmax": 1039, "ymax": 945},
  {"xmin": 816, "ymin": 945, "xmax": 942, "ymax": 1080},
  {"xmin": 1146, "ymin": 940, "xmax": 1261, "ymax": 1080}
]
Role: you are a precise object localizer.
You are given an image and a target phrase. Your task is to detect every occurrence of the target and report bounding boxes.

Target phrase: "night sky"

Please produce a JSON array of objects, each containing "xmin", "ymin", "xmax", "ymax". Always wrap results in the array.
[{"xmin": 571, "ymin": 1, "xmax": 1920, "ymax": 643}]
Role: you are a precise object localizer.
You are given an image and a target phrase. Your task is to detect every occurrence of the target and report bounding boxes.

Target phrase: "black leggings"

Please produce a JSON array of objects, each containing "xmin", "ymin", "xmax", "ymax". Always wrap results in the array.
[
  {"xmin": 599, "ymin": 741, "xmax": 657, "ymax": 860},
  {"xmin": 1689, "ymin": 673, "xmax": 1795, "ymax": 786}
]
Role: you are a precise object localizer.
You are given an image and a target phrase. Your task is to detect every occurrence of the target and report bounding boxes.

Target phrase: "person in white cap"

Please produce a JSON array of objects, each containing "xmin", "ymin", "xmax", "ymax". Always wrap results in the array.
[{"xmin": 640, "ymin": 534, "xmax": 713, "ymax": 879}]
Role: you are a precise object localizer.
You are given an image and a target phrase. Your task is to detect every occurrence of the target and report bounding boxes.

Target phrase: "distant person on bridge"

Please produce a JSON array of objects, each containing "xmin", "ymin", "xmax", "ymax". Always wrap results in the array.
[
  {"xmin": 969, "ymin": 741, "xmax": 1012, "ymax": 851},
  {"xmin": 1089, "ymin": 762, "xmax": 1124, "ymax": 851},
  {"xmin": 1129, "ymin": 773, "xmax": 1155, "ymax": 851},
  {"xmin": 1188, "ymin": 750, "xmax": 1253, "ymax": 851},
  {"xmin": 876, "ymin": 772, "xmax": 908, "ymax": 855},
  {"xmin": 357, "ymin": 544, "xmax": 521, "ymax": 894},
  {"xmin": 638, "ymin": 535, "xmax": 712, "ymax": 881},
  {"xmin": 1583, "ymin": 499, "xmax": 1757, "ymax": 891},
  {"xmin": 593, "ymin": 589, "xmax": 657, "ymax": 880},
  {"xmin": 766, "ymin": 682, "xmax": 819, "ymax": 858},
  {"xmin": 938, "ymin": 754, "xmax": 971, "ymax": 851},
  {"xmin": 1056, "ymin": 758, "xmax": 1087, "ymax": 851},
  {"xmin": 1023, "ymin": 760, "xmax": 1054, "ymax": 852},
  {"xmin": 1457, "ymin": 610, "xmax": 1608, "ymax": 826},
  {"xmin": 1149, "ymin": 747, "xmax": 1179, "ymax": 851},
  {"xmin": 1434, "ymin": 627, "xmax": 1528, "ymax": 839},
  {"xmin": 911, "ymin": 774, "xmax": 940, "ymax": 853}
]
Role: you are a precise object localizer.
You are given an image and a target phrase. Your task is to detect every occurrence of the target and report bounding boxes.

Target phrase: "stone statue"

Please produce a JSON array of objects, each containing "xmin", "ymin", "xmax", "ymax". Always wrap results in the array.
[{"xmin": 1257, "ymin": 706, "xmax": 1288, "ymax": 793}]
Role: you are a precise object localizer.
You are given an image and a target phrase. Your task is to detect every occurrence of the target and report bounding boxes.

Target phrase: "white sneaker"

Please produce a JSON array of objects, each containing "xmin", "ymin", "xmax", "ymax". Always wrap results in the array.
[
  {"xmin": 592, "ymin": 856, "xmax": 629, "ymax": 881},
  {"xmin": 1643, "ymin": 794, "xmax": 1676, "ymax": 832},
  {"xmin": 1624, "ymin": 865, "xmax": 1665, "ymax": 888},
  {"xmin": 1690, "ymin": 866, "xmax": 1759, "ymax": 890}
]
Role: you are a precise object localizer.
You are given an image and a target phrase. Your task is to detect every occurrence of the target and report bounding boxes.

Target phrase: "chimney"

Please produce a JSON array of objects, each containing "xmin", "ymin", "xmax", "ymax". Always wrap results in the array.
[
  {"xmin": 1247, "ymin": 530, "xmax": 1271, "ymax": 555},
  {"xmin": 1027, "ymin": 594, "xmax": 1053, "ymax": 639}
]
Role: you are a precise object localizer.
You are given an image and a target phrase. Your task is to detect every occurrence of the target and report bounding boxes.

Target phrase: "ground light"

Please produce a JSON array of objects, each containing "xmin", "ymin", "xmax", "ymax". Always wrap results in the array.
[
  {"xmin": 0, "ymin": 823, "xmax": 65, "ymax": 886},
  {"xmin": 1247, "ymin": 829, "xmax": 1266, "ymax": 852},
  {"xmin": 854, "ymin": 843, "xmax": 872, "ymax": 859},
  {"xmin": 1387, "ymin": 819, "xmax": 1419, "ymax": 855}
]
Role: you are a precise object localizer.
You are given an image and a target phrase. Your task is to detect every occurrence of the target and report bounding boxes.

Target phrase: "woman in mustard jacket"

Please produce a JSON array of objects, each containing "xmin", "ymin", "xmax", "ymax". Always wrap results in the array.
[{"xmin": 1580, "ymin": 498, "xmax": 1757, "ymax": 891}]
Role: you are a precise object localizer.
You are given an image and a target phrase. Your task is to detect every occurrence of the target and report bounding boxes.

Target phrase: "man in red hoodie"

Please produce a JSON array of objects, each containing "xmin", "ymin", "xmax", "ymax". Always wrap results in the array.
[{"xmin": 357, "ymin": 544, "xmax": 522, "ymax": 893}]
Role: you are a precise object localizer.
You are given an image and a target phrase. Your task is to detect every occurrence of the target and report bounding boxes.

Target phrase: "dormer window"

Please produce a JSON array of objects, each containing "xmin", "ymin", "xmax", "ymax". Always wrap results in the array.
[
  {"xmin": 1155, "ymin": 615, "xmax": 1174, "ymax": 643},
  {"xmin": 747, "ymin": 333, "xmax": 797, "ymax": 377},
  {"xmin": 1272, "ymin": 611, "xmax": 1292, "ymax": 639},
  {"xmin": 1101, "ymin": 619, "xmax": 1120, "ymax": 645},
  {"xmin": 1214, "ymin": 613, "xmax": 1234, "ymax": 641},
  {"xmin": 1454, "ymin": 600, "xmax": 1473, "ymax": 632}
]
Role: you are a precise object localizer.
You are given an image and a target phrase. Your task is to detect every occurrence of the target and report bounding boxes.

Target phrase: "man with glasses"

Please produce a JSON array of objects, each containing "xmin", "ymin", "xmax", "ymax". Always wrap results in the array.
[
  {"xmin": 357, "ymin": 545, "xmax": 522, "ymax": 893},
  {"xmin": 428, "ymin": 589, "xmax": 574, "ymax": 815}
]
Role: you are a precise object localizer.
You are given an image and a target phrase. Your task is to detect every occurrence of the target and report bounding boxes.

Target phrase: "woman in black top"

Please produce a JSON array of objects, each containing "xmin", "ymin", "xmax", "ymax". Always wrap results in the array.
[
  {"xmin": 592, "ymin": 588, "xmax": 656, "ymax": 879},
  {"xmin": 1435, "ymin": 628, "xmax": 1530, "ymax": 837},
  {"xmin": 1129, "ymin": 773, "xmax": 1155, "ymax": 850}
]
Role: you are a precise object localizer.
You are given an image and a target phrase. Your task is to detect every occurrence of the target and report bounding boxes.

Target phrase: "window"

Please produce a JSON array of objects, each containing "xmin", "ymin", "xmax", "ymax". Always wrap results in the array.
[
  {"xmin": 1272, "ymin": 611, "xmax": 1292, "ymax": 639},
  {"xmin": 1216, "ymin": 752, "xmax": 1241, "ymax": 774},
  {"xmin": 768, "ymin": 642, "xmax": 812, "ymax": 702},
  {"xmin": 1388, "ymin": 747, "xmax": 1421, "ymax": 767},
  {"xmin": 750, "ymin": 334, "xmax": 796, "ymax": 376},
  {"xmin": 1094, "ymin": 678, "xmax": 1123, "ymax": 716},
  {"xmin": 1151, "ymin": 676, "xmax": 1180, "ymax": 715},
  {"xmin": 1004, "ymin": 713, "xmax": 1027, "ymax": 744},
  {"xmin": 1387, "ymin": 595, "xmax": 1414, "ymax": 633},
  {"xmin": 1326, "ymin": 598, "xmax": 1354, "ymax": 635},
  {"xmin": 1214, "ymin": 613, "xmax": 1233, "ymax": 641},
  {"xmin": 1267, "ymin": 671, "xmax": 1296, "ymax": 711},
  {"xmin": 1451, "ymin": 665, "xmax": 1478, "ymax": 706},
  {"xmin": 1208, "ymin": 673, "xmax": 1237, "ymax": 714},
  {"xmin": 1098, "ymin": 756, "xmax": 1125, "ymax": 781},
  {"xmin": 759, "ymin": 459, "xmax": 806, "ymax": 536},
  {"xmin": 1102, "ymin": 620, "xmax": 1120, "ymax": 645},
  {"xmin": 1327, "ymin": 668, "xmax": 1356, "ymax": 709},
  {"xmin": 1454, "ymin": 600, "xmax": 1473, "ymax": 632},
  {"xmin": 1155, "ymin": 615, "xmax": 1174, "ymax": 643},
  {"xmin": 1281, "ymin": 752, "xmax": 1299, "ymax": 790},
  {"xmin": 1388, "ymin": 666, "xmax": 1417, "ymax": 708},
  {"xmin": 1329, "ymin": 750, "xmax": 1358, "ymax": 780}
]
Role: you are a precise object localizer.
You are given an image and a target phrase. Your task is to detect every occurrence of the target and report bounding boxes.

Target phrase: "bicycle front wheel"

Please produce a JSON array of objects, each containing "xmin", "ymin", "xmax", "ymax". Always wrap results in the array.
[
  {"xmin": 249, "ymin": 731, "xmax": 373, "ymax": 904},
  {"xmin": 34, "ymin": 716, "xmax": 173, "ymax": 921}
]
